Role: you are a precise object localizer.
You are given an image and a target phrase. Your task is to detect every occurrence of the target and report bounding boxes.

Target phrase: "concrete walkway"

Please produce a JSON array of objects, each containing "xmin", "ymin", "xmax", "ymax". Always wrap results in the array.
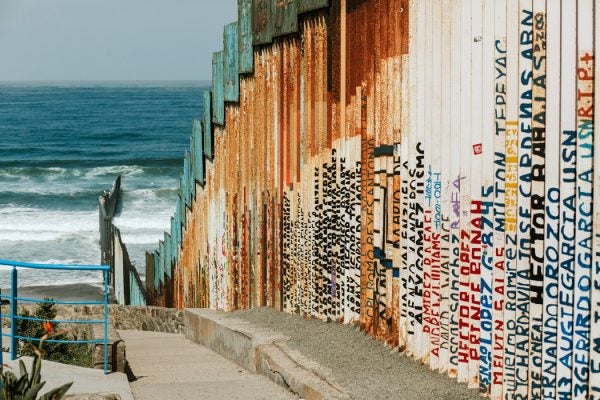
[
  {"xmin": 2, "ymin": 353, "xmax": 133, "ymax": 400},
  {"xmin": 118, "ymin": 330, "xmax": 296, "ymax": 400}
]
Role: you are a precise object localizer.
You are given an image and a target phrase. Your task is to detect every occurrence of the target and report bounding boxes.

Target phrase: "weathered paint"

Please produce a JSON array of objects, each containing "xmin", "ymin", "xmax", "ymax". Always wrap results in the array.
[
  {"xmin": 183, "ymin": 153, "xmax": 190, "ymax": 207},
  {"xmin": 297, "ymin": 0, "xmax": 328, "ymax": 14},
  {"xmin": 170, "ymin": 216, "xmax": 178, "ymax": 263},
  {"xmin": 212, "ymin": 51, "xmax": 225, "ymax": 125},
  {"xmin": 158, "ymin": 240, "xmax": 164, "ymax": 286},
  {"xmin": 224, "ymin": 22, "xmax": 240, "ymax": 102},
  {"xmin": 193, "ymin": 119, "xmax": 205, "ymax": 185},
  {"xmin": 164, "ymin": 232, "xmax": 172, "ymax": 278},
  {"xmin": 174, "ymin": 197, "xmax": 182, "ymax": 248},
  {"xmin": 203, "ymin": 91, "xmax": 214, "ymax": 159},
  {"xmin": 238, "ymin": 0, "xmax": 254, "ymax": 73},
  {"xmin": 252, "ymin": 0, "xmax": 272, "ymax": 45},
  {"xmin": 179, "ymin": 176, "xmax": 186, "ymax": 228},
  {"xmin": 144, "ymin": 1, "xmax": 600, "ymax": 397},
  {"xmin": 272, "ymin": 0, "xmax": 297, "ymax": 37}
]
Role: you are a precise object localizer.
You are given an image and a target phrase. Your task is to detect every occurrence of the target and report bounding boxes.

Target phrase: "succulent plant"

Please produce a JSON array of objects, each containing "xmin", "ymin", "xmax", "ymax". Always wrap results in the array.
[
  {"xmin": 0, "ymin": 319, "xmax": 73, "ymax": 400},
  {"xmin": 0, "ymin": 356, "xmax": 72, "ymax": 400}
]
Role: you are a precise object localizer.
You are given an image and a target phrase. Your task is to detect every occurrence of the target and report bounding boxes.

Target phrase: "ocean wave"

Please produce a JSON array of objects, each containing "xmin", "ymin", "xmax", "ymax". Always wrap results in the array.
[
  {"xmin": 112, "ymin": 214, "xmax": 172, "ymax": 231},
  {"xmin": 84, "ymin": 165, "xmax": 144, "ymax": 178},
  {"xmin": 0, "ymin": 209, "xmax": 98, "ymax": 232},
  {"xmin": 0, "ymin": 230, "xmax": 97, "ymax": 243},
  {"xmin": 0, "ymin": 158, "xmax": 183, "ymax": 170},
  {"xmin": 0, "ymin": 166, "xmax": 78, "ymax": 179},
  {"xmin": 0, "ymin": 164, "xmax": 178, "ymax": 181},
  {"xmin": 119, "ymin": 187, "xmax": 178, "ymax": 203},
  {"xmin": 116, "ymin": 233, "xmax": 168, "ymax": 245}
]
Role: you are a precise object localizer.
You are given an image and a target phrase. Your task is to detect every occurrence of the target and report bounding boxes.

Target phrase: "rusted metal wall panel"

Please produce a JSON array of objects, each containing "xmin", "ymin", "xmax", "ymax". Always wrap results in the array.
[
  {"xmin": 146, "ymin": 251, "xmax": 156, "ymax": 302},
  {"xmin": 157, "ymin": 240, "xmax": 164, "ymax": 285},
  {"xmin": 252, "ymin": 0, "xmax": 272, "ymax": 45},
  {"xmin": 212, "ymin": 51, "xmax": 225, "ymax": 125},
  {"xmin": 272, "ymin": 0, "xmax": 298, "ymax": 37},
  {"xmin": 144, "ymin": 1, "xmax": 600, "ymax": 397},
  {"xmin": 153, "ymin": 249, "xmax": 160, "ymax": 291},
  {"xmin": 238, "ymin": 0, "xmax": 254, "ymax": 73},
  {"xmin": 224, "ymin": 22, "xmax": 240, "ymax": 102},
  {"xmin": 297, "ymin": 0, "xmax": 328, "ymax": 14}
]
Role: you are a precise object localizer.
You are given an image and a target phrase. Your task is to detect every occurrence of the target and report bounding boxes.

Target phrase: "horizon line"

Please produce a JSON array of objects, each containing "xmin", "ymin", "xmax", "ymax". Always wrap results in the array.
[{"xmin": 0, "ymin": 79, "xmax": 211, "ymax": 84}]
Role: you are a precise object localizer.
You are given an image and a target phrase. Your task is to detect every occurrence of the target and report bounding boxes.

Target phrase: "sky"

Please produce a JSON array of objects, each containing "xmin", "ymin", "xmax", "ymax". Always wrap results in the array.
[{"xmin": 0, "ymin": 0, "xmax": 237, "ymax": 81}]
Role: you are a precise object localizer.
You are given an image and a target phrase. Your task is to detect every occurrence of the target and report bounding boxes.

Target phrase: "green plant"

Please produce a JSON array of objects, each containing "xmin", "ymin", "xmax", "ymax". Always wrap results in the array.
[
  {"xmin": 0, "ymin": 320, "xmax": 73, "ymax": 400},
  {"xmin": 17, "ymin": 300, "xmax": 91, "ymax": 368}
]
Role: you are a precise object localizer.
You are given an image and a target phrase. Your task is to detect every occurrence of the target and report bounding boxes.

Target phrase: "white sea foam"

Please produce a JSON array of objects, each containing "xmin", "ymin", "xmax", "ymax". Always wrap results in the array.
[
  {"xmin": 112, "ymin": 214, "xmax": 172, "ymax": 231},
  {"xmin": 116, "ymin": 233, "xmax": 168, "ymax": 245},
  {"xmin": 85, "ymin": 165, "xmax": 145, "ymax": 178},
  {"xmin": 0, "ymin": 209, "xmax": 98, "ymax": 233},
  {"xmin": 1, "ymin": 168, "xmax": 177, "ymax": 283}
]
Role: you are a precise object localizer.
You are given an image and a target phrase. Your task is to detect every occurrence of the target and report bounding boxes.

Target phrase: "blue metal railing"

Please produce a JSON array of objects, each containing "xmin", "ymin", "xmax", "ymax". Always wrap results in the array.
[{"xmin": 0, "ymin": 259, "xmax": 110, "ymax": 374}]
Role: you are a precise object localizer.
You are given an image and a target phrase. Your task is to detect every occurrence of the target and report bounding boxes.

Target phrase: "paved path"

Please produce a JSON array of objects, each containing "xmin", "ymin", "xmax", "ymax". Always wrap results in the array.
[
  {"xmin": 118, "ymin": 330, "xmax": 296, "ymax": 400},
  {"xmin": 2, "ymin": 352, "xmax": 133, "ymax": 400}
]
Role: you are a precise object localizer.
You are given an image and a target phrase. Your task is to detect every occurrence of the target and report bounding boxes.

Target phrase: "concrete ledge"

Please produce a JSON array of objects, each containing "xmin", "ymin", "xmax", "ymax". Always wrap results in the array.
[
  {"xmin": 3, "ymin": 353, "xmax": 133, "ymax": 400},
  {"xmin": 92, "ymin": 325, "xmax": 126, "ymax": 373},
  {"xmin": 184, "ymin": 309, "xmax": 350, "ymax": 400}
]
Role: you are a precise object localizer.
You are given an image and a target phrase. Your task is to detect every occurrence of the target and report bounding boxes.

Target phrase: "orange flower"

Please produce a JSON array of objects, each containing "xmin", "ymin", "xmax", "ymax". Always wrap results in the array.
[{"xmin": 42, "ymin": 320, "xmax": 54, "ymax": 336}]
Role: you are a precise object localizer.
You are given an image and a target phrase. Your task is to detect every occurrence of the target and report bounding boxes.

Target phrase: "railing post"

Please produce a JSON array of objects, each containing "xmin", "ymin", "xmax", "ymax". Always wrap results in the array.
[
  {"xmin": 103, "ymin": 269, "xmax": 108, "ymax": 374},
  {"xmin": 10, "ymin": 266, "xmax": 17, "ymax": 360}
]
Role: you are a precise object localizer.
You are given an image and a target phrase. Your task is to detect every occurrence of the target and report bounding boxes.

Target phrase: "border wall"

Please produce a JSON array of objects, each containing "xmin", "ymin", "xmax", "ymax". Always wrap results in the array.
[
  {"xmin": 100, "ymin": 175, "xmax": 146, "ymax": 305},
  {"xmin": 145, "ymin": 1, "xmax": 600, "ymax": 398}
]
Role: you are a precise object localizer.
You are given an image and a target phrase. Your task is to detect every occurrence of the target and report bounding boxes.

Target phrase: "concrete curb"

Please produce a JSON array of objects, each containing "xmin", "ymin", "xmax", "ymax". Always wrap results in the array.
[{"xmin": 184, "ymin": 309, "xmax": 350, "ymax": 400}]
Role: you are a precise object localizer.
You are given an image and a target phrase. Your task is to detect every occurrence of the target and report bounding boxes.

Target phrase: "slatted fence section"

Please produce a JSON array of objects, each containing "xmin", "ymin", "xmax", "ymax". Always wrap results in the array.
[{"xmin": 144, "ymin": 1, "xmax": 600, "ymax": 397}]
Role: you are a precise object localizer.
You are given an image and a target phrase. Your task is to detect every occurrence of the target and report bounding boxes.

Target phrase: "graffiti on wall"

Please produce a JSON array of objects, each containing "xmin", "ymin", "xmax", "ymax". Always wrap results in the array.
[{"xmin": 143, "ymin": 0, "xmax": 600, "ymax": 398}]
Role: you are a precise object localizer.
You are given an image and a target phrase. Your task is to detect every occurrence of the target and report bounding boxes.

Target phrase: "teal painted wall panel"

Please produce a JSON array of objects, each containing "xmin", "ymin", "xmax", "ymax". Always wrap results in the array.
[
  {"xmin": 203, "ymin": 91, "xmax": 213, "ymax": 159},
  {"xmin": 186, "ymin": 149, "xmax": 194, "ymax": 204},
  {"xmin": 129, "ymin": 273, "xmax": 146, "ymax": 306},
  {"xmin": 187, "ymin": 144, "xmax": 195, "ymax": 202},
  {"xmin": 171, "ymin": 216, "xmax": 181, "ymax": 264},
  {"xmin": 272, "ymin": 0, "xmax": 297, "ymax": 37},
  {"xmin": 224, "ymin": 22, "xmax": 240, "ymax": 102},
  {"xmin": 193, "ymin": 119, "xmax": 205, "ymax": 185},
  {"xmin": 238, "ymin": 0, "xmax": 253, "ymax": 73},
  {"xmin": 212, "ymin": 52, "xmax": 225, "ymax": 125},
  {"xmin": 179, "ymin": 177, "xmax": 187, "ymax": 228},
  {"xmin": 174, "ymin": 197, "xmax": 182, "ymax": 248},
  {"xmin": 297, "ymin": 0, "xmax": 328, "ymax": 13},
  {"xmin": 183, "ymin": 153, "xmax": 192, "ymax": 207},
  {"xmin": 158, "ymin": 241, "xmax": 164, "ymax": 284},
  {"xmin": 252, "ymin": 0, "xmax": 272, "ymax": 45},
  {"xmin": 165, "ymin": 232, "xmax": 172, "ymax": 278},
  {"xmin": 153, "ymin": 250, "xmax": 160, "ymax": 291}
]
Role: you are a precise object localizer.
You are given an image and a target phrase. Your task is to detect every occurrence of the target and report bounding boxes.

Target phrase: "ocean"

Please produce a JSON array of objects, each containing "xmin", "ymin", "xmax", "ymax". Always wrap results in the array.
[{"xmin": 0, "ymin": 81, "xmax": 206, "ymax": 287}]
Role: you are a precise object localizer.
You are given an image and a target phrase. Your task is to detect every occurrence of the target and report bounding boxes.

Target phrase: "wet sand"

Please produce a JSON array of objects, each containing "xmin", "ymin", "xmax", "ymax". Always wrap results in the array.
[{"xmin": 1, "ymin": 283, "xmax": 113, "ymax": 303}]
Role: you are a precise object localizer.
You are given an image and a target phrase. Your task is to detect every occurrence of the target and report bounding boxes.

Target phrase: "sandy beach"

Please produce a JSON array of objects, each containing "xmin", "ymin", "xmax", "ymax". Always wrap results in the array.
[{"xmin": 1, "ymin": 283, "xmax": 114, "ymax": 303}]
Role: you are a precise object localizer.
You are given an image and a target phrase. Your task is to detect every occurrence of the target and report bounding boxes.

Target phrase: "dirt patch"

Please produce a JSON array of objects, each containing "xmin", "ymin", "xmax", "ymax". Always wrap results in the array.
[{"xmin": 227, "ymin": 307, "xmax": 479, "ymax": 400}]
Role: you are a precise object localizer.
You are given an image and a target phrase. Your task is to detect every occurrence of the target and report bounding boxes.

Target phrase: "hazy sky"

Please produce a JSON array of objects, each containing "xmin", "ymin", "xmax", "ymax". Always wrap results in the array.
[{"xmin": 0, "ymin": 0, "xmax": 237, "ymax": 81}]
